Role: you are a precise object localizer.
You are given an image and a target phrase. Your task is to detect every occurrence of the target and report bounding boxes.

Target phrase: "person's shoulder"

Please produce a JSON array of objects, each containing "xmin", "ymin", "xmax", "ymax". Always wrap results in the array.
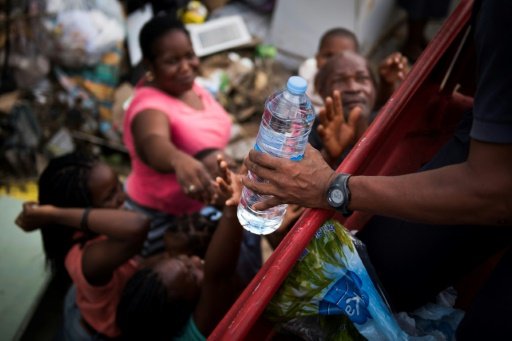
[{"xmin": 127, "ymin": 87, "xmax": 175, "ymax": 117}]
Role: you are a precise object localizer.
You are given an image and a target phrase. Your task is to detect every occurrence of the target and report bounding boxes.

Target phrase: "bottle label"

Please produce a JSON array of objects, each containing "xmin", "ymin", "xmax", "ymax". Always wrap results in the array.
[{"xmin": 254, "ymin": 143, "xmax": 304, "ymax": 161}]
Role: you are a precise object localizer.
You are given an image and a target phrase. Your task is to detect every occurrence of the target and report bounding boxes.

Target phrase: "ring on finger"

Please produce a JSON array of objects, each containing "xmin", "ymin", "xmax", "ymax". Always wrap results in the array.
[{"xmin": 188, "ymin": 184, "xmax": 196, "ymax": 193}]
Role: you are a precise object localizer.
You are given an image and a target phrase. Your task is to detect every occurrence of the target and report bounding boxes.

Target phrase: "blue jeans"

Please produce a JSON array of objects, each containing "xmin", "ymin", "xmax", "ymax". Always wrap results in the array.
[{"xmin": 55, "ymin": 285, "xmax": 108, "ymax": 341}]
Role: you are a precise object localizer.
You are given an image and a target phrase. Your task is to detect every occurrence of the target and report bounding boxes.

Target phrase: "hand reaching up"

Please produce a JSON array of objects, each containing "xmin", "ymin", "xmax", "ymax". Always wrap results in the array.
[
  {"xmin": 317, "ymin": 90, "xmax": 362, "ymax": 163},
  {"xmin": 215, "ymin": 153, "xmax": 244, "ymax": 207},
  {"xmin": 379, "ymin": 52, "xmax": 410, "ymax": 88}
]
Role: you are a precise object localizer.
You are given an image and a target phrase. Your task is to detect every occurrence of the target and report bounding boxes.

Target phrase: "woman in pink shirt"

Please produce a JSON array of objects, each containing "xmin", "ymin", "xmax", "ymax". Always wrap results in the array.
[{"xmin": 123, "ymin": 14, "xmax": 232, "ymax": 257}]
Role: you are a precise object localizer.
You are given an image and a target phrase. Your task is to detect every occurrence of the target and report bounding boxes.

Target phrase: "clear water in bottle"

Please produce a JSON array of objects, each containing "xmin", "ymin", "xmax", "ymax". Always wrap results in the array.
[{"xmin": 238, "ymin": 76, "xmax": 315, "ymax": 235}]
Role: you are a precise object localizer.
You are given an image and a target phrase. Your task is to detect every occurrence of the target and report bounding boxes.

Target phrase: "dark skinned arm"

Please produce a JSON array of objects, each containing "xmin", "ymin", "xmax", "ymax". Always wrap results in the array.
[
  {"xmin": 16, "ymin": 204, "xmax": 150, "ymax": 286},
  {"xmin": 194, "ymin": 158, "xmax": 245, "ymax": 336},
  {"xmin": 243, "ymin": 140, "xmax": 512, "ymax": 226},
  {"xmin": 350, "ymin": 140, "xmax": 512, "ymax": 225},
  {"xmin": 131, "ymin": 109, "xmax": 216, "ymax": 203}
]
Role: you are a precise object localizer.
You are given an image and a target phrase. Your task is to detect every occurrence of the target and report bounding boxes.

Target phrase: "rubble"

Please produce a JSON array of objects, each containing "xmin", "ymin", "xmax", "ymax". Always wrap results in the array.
[{"xmin": 0, "ymin": 0, "xmax": 293, "ymax": 182}]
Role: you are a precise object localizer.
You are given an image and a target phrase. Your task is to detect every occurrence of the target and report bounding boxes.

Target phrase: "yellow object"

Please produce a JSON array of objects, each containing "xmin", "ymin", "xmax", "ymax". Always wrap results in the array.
[
  {"xmin": 0, "ymin": 181, "xmax": 38, "ymax": 202},
  {"xmin": 180, "ymin": 1, "xmax": 208, "ymax": 24}
]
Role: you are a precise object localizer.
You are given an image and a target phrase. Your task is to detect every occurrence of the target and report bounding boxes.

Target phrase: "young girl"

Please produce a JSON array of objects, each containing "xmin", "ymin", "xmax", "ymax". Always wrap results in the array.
[
  {"xmin": 161, "ymin": 148, "xmax": 261, "ymax": 285},
  {"xmin": 117, "ymin": 154, "xmax": 249, "ymax": 340},
  {"xmin": 15, "ymin": 152, "xmax": 150, "ymax": 340}
]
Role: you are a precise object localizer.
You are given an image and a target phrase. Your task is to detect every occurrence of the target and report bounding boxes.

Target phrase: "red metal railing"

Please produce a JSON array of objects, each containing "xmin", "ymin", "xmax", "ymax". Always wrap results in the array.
[{"xmin": 210, "ymin": 1, "xmax": 474, "ymax": 339}]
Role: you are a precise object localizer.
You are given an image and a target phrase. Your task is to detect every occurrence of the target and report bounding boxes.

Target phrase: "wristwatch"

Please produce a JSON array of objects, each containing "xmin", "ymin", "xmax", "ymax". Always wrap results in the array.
[{"xmin": 326, "ymin": 173, "xmax": 353, "ymax": 217}]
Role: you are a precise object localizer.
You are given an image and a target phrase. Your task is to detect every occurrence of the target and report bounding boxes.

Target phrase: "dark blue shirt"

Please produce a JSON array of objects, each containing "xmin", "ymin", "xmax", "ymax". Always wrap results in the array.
[{"xmin": 471, "ymin": 0, "xmax": 512, "ymax": 143}]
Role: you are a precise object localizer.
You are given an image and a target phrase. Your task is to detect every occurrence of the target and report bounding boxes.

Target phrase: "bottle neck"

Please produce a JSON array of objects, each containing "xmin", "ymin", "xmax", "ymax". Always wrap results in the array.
[{"xmin": 283, "ymin": 89, "xmax": 304, "ymax": 103}]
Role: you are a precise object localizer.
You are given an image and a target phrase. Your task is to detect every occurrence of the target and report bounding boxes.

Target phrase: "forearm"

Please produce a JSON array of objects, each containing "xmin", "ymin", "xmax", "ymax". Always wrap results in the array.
[
  {"xmin": 350, "ymin": 161, "xmax": 512, "ymax": 226},
  {"xmin": 131, "ymin": 110, "xmax": 189, "ymax": 173},
  {"xmin": 194, "ymin": 194, "xmax": 245, "ymax": 335},
  {"xmin": 204, "ymin": 206, "xmax": 244, "ymax": 279},
  {"xmin": 50, "ymin": 208, "xmax": 149, "ymax": 240},
  {"xmin": 137, "ymin": 134, "xmax": 186, "ymax": 173},
  {"xmin": 245, "ymin": 142, "xmax": 512, "ymax": 226}
]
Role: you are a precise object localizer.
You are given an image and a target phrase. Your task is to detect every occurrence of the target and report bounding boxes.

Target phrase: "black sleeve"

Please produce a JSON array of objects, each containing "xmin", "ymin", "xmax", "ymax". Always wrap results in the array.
[{"xmin": 470, "ymin": 0, "xmax": 512, "ymax": 143}]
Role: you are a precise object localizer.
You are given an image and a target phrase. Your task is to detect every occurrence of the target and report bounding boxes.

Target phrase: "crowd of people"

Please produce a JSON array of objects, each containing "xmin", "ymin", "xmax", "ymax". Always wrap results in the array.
[{"xmin": 14, "ymin": 0, "xmax": 512, "ymax": 339}]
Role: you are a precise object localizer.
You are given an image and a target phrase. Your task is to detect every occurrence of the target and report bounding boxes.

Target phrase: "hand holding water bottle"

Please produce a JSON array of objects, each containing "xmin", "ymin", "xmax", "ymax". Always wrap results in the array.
[{"xmin": 237, "ymin": 76, "xmax": 316, "ymax": 235}]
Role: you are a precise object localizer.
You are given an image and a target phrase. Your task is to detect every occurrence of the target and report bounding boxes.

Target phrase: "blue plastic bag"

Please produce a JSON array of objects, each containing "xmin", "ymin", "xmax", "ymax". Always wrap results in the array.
[{"xmin": 266, "ymin": 219, "xmax": 407, "ymax": 340}]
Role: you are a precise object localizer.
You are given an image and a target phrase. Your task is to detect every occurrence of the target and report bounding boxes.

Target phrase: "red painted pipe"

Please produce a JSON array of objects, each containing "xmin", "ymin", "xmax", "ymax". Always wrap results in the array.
[{"xmin": 209, "ymin": 1, "xmax": 474, "ymax": 339}]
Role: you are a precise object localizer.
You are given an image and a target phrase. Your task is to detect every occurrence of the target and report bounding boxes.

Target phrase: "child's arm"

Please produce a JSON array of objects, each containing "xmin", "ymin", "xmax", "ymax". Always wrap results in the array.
[
  {"xmin": 194, "ymin": 155, "xmax": 246, "ymax": 335},
  {"xmin": 16, "ymin": 202, "xmax": 149, "ymax": 286}
]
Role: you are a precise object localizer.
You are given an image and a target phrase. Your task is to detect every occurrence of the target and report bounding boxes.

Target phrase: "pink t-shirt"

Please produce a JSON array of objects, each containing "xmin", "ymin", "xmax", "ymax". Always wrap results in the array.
[
  {"xmin": 123, "ymin": 83, "xmax": 231, "ymax": 215},
  {"xmin": 65, "ymin": 237, "xmax": 139, "ymax": 338}
]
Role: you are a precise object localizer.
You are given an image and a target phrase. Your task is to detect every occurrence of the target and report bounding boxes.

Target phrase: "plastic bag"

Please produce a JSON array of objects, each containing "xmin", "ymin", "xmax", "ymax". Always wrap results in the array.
[
  {"xmin": 39, "ymin": 0, "xmax": 125, "ymax": 67},
  {"xmin": 8, "ymin": 15, "xmax": 51, "ymax": 90},
  {"xmin": 266, "ymin": 219, "xmax": 408, "ymax": 341},
  {"xmin": 395, "ymin": 287, "xmax": 464, "ymax": 340}
]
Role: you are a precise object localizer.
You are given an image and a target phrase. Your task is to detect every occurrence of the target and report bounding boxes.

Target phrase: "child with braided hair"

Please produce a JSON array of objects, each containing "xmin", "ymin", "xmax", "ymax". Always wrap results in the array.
[
  {"xmin": 15, "ymin": 152, "xmax": 150, "ymax": 340},
  {"xmin": 116, "ymin": 153, "xmax": 249, "ymax": 341}
]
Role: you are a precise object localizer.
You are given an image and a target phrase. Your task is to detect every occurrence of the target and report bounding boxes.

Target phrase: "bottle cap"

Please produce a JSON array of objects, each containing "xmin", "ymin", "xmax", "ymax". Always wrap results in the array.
[{"xmin": 286, "ymin": 76, "xmax": 307, "ymax": 95}]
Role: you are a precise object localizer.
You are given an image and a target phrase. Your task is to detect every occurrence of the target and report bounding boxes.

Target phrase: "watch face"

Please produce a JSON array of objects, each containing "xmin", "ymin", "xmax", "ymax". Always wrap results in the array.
[{"xmin": 330, "ymin": 188, "xmax": 344, "ymax": 206}]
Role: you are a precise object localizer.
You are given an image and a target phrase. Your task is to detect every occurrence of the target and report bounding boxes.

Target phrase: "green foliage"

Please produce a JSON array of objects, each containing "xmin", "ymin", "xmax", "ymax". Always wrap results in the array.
[{"xmin": 265, "ymin": 219, "xmax": 363, "ymax": 340}]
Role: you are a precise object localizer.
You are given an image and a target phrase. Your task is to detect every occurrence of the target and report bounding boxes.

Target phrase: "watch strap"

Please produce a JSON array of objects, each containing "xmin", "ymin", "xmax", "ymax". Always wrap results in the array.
[{"xmin": 328, "ymin": 173, "xmax": 353, "ymax": 217}]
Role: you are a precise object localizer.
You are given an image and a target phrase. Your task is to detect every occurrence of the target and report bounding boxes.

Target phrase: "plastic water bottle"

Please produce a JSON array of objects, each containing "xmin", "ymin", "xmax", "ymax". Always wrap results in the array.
[{"xmin": 238, "ymin": 76, "xmax": 315, "ymax": 235}]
